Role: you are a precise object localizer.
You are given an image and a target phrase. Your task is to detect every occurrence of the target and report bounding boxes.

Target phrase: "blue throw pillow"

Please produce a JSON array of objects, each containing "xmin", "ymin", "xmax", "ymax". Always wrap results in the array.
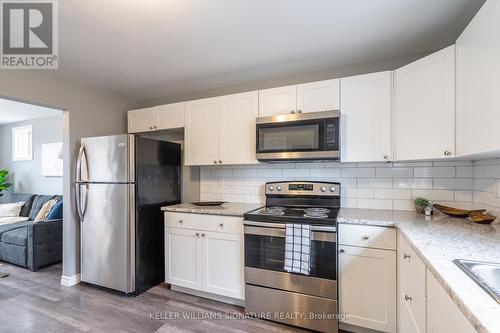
[{"xmin": 46, "ymin": 200, "xmax": 63, "ymax": 220}]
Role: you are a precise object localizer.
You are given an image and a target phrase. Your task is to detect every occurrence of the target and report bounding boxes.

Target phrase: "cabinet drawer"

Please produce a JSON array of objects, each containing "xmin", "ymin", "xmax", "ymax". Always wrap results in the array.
[
  {"xmin": 202, "ymin": 215, "xmax": 243, "ymax": 234},
  {"xmin": 339, "ymin": 224, "xmax": 396, "ymax": 250},
  {"xmin": 398, "ymin": 233, "xmax": 426, "ymax": 333},
  {"xmin": 165, "ymin": 212, "xmax": 202, "ymax": 230}
]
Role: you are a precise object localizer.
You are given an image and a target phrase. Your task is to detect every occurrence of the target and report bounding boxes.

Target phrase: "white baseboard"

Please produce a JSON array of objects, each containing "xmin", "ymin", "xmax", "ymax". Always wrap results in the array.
[
  {"xmin": 60, "ymin": 274, "xmax": 81, "ymax": 287},
  {"xmin": 171, "ymin": 285, "xmax": 245, "ymax": 307}
]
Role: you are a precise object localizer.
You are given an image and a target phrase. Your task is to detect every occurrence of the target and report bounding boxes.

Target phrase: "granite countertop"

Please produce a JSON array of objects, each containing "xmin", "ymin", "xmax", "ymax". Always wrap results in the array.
[
  {"xmin": 338, "ymin": 208, "xmax": 500, "ymax": 333},
  {"xmin": 162, "ymin": 202, "xmax": 262, "ymax": 217},
  {"xmin": 163, "ymin": 203, "xmax": 500, "ymax": 332}
]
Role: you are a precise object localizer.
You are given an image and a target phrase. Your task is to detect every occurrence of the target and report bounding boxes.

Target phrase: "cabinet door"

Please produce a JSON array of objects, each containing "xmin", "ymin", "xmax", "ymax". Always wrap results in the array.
[
  {"xmin": 297, "ymin": 79, "xmax": 340, "ymax": 113},
  {"xmin": 157, "ymin": 102, "xmax": 185, "ymax": 130},
  {"xmin": 185, "ymin": 97, "xmax": 219, "ymax": 165},
  {"xmin": 202, "ymin": 231, "xmax": 244, "ymax": 299},
  {"xmin": 339, "ymin": 245, "xmax": 396, "ymax": 333},
  {"xmin": 128, "ymin": 108, "xmax": 158, "ymax": 133},
  {"xmin": 340, "ymin": 71, "xmax": 393, "ymax": 162},
  {"xmin": 219, "ymin": 91, "xmax": 259, "ymax": 165},
  {"xmin": 165, "ymin": 227, "xmax": 202, "ymax": 290},
  {"xmin": 456, "ymin": 0, "xmax": 500, "ymax": 157},
  {"xmin": 258, "ymin": 85, "xmax": 297, "ymax": 117},
  {"xmin": 426, "ymin": 270, "xmax": 476, "ymax": 333},
  {"xmin": 394, "ymin": 46, "xmax": 455, "ymax": 160},
  {"xmin": 398, "ymin": 234, "xmax": 426, "ymax": 333}
]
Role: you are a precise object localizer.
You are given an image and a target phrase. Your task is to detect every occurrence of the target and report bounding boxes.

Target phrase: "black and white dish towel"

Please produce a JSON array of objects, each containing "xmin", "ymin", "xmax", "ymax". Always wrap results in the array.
[{"xmin": 284, "ymin": 224, "xmax": 311, "ymax": 275}]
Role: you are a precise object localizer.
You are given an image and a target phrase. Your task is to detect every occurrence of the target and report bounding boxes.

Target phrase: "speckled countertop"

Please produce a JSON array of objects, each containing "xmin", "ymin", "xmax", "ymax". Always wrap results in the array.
[
  {"xmin": 163, "ymin": 203, "xmax": 500, "ymax": 333},
  {"xmin": 161, "ymin": 202, "xmax": 261, "ymax": 217}
]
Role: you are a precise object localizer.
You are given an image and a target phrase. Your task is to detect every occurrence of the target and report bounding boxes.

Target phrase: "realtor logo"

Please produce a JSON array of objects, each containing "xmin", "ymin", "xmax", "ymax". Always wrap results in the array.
[{"xmin": 1, "ymin": 0, "xmax": 58, "ymax": 69}]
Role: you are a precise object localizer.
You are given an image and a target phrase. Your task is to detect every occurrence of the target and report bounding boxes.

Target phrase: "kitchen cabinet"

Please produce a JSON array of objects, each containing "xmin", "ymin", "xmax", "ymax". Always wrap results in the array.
[
  {"xmin": 398, "ymin": 234, "xmax": 426, "ymax": 333},
  {"xmin": 259, "ymin": 79, "xmax": 340, "ymax": 117},
  {"xmin": 394, "ymin": 45, "xmax": 456, "ymax": 161},
  {"xmin": 184, "ymin": 97, "xmax": 220, "ymax": 165},
  {"xmin": 426, "ymin": 270, "xmax": 476, "ymax": 333},
  {"xmin": 185, "ymin": 92, "xmax": 258, "ymax": 166},
  {"xmin": 340, "ymin": 71, "xmax": 393, "ymax": 162},
  {"xmin": 164, "ymin": 227, "xmax": 202, "ymax": 290},
  {"xmin": 296, "ymin": 79, "xmax": 340, "ymax": 113},
  {"xmin": 339, "ymin": 224, "xmax": 396, "ymax": 333},
  {"xmin": 456, "ymin": 0, "xmax": 500, "ymax": 157},
  {"xmin": 128, "ymin": 102, "xmax": 185, "ymax": 133},
  {"xmin": 258, "ymin": 85, "xmax": 297, "ymax": 117},
  {"xmin": 164, "ymin": 212, "xmax": 244, "ymax": 300},
  {"xmin": 128, "ymin": 107, "xmax": 158, "ymax": 133},
  {"xmin": 339, "ymin": 245, "xmax": 397, "ymax": 333}
]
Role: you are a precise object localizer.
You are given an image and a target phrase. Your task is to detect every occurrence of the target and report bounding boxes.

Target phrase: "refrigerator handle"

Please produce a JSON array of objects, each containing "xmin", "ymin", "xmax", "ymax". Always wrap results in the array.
[
  {"xmin": 76, "ymin": 143, "xmax": 89, "ymax": 183},
  {"xmin": 75, "ymin": 183, "xmax": 89, "ymax": 221},
  {"xmin": 75, "ymin": 183, "xmax": 84, "ymax": 220}
]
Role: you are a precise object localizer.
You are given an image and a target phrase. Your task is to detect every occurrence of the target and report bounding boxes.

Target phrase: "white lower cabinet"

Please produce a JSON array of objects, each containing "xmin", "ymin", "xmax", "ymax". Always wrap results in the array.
[
  {"xmin": 339, "ymin": 224, "xmax": 397, "ymax": 333},
  {"xmin": 164, "ymin": 212, "xmax": 244, "ymax": 300},
  {"xmin": 426, "ymin": 271, "xmax": 476, "ymax": 333}
]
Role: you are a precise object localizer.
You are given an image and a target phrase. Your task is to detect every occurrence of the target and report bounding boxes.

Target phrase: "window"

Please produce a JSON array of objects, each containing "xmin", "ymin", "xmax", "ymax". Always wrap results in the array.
[{"xmin": 12, "ymin": 125, "xmax": 33, "ymax": 161}]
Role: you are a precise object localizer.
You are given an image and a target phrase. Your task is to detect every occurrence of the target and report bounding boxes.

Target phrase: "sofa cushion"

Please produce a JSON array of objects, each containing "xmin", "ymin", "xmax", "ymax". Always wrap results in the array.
[
  {"xmin": 9, "ymin": 193, "xmax": 36, "ymax": 217},
  {"xmin": 0, "ymin": 221, "xmax": 29, "ymax": 236},
  {"xmin": 46, "ymin": 200, "xmax": 63, "ymax": 220},
  {"xmin": 29, "ymin": 195, "xmax": 56, "ymax": 220},
  {"xmin": 1, "ymin": 227, "xmax": 27, "ymax": 246}
]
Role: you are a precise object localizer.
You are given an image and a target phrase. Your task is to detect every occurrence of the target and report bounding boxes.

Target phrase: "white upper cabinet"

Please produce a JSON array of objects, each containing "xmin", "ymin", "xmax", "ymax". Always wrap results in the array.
[
  {"xmin": 297, "ymin": 79, "xmax": 340, "ymax": 113},
  {"xmin": 340, "ymin": 71, "xmax": 393, "ymax": 162},
  {"xmin": 128, "ymin": 107, "xmax": 158, "ymax": 133},
  {"xmin": 219, "ymin": 91, "xmax": 259, "ymax": 165},
  {"xmin": 394, "ymin": 45, "xmax": 456, "ymax": 161},
  {"xmin": 128, "ymin": 102, "xmax": 185, "ymax": 133},
  {"xmin": 157, "ymin": 102, "xmax": 185, "ymax": 130},
  {"xmin": 185, "ymin": 92, "xmax": 259, "ymax": 166},
  {"xmin": 258, "ymin": 85, "xmax": 297, "ymax": 117},
  {"xmin": 185, "ymin": 97, "xmax": 220, "ymax": 166},
  {"xmin": 456, "ymin": 0, "xmax": 500, "ymax": 157}
]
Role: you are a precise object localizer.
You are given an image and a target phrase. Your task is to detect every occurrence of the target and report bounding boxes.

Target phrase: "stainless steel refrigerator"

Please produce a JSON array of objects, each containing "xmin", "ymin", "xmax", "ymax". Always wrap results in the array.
[{"xmin": 75, "ymin": 134, "xmax": 181, "ymax": 295}]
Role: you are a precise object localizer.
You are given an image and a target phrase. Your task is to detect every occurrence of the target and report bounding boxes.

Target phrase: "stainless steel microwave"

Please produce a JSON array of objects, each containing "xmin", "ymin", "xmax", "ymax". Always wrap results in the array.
[{"xmin": 256, "ymin": 110, "xmax": 340, "ymax": 161}]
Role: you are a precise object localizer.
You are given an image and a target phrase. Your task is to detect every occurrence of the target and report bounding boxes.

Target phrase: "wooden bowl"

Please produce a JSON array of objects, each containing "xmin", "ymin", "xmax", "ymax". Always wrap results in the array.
[
  {"xmin": 433, "ymin": 204, "xmax": 486, "ymax": 218},
  {"xmin": 468, "ymin": 212, "xmax": 497, "ymax": 225}
]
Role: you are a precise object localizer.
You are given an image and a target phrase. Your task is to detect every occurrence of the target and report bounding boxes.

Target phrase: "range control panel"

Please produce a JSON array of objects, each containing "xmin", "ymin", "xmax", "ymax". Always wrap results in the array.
[{"xmin": 265, "ymin": 181, "xmax": 340, "ymax": 197}]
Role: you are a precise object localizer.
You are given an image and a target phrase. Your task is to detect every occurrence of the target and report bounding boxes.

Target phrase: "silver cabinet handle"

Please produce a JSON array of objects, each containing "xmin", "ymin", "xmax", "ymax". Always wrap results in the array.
[
  {"xmin": 195, "ymin": 233, "xmax": 200, "ymax": 237},
  {"xmin": 291, "ymin": 110, "xmax": 296, "ymax": 114},
  {"xmin": 149, "ymin": 126, "xmax": 153, "ymax": 130},
  {"xmin": 219, "ymin": 223, "xmax": 224, "ymax": 227},
  {"xmin": 297, "ymin": 109, "xmax": 302, "ymax": 113},
  {"xmin": 178, "ymin": 220, "xmax": 183, "ymax": 224},
  {"xmin": 361, "ymin": 235, "xmax": 369, "ymax": 240},
  {"xmin": 201, "ymin": 233, "xmax": 205, "ymax": 237},
  {"xmin": 213, "ymin": 160, "xmax": 217, "ymax": 164},
  {"xmin": 403, "ymin": 253, "xmax": 410, "ymax": 260},
  {"xmin": 444, "ymin": 150, "xmax": 452, "ymax": 156},
  {"xmin": 404, "ymin": 295, "xmax": 412, "ymax": 301},
  {"xmin": 339, "ymin": 249, "xmax": 345, "ymax": 254},
  {"xmin": 219, "ymin": 160, "xmax": 222, "ymax": 164},
  {"xmin": 153, "ymin": 125, "xmax": 157, "ymax": 129},
  {"xmin": 383, "ymin": 155, "xmax": 389, "ymax": 160}
]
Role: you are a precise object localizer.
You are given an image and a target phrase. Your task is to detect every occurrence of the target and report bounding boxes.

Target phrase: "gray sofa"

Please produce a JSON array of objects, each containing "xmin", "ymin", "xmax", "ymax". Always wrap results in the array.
[{"xmin": 0, "ymin": 193, "xmax": 62, "ymax": 271}]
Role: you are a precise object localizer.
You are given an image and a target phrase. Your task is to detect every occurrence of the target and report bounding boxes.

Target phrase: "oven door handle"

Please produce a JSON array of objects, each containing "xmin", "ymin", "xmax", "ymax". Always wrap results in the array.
[
  {"xmin": 244, "ymin": 226, "xmax": 337, "ymax": 243},
  {"xmin": 244, "ymin": 220, "xmax": 337, "ymax": 233}
]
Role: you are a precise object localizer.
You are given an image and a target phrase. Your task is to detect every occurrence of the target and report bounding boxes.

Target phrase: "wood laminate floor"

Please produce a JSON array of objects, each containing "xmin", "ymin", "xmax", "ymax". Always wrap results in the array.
[{"xmin": 0, "ymin": 262, "xmax": 348, "ymax": 333}]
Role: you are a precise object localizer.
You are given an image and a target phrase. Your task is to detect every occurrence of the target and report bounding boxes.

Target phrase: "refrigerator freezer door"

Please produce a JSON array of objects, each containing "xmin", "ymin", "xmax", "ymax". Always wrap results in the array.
[
  {"xmin": 80, "ymin": 183, "xmax": 135, "ymax": 293},
  {"xmin": 79, "ymin": 134, "xmax": 134, "ymax": 183}
]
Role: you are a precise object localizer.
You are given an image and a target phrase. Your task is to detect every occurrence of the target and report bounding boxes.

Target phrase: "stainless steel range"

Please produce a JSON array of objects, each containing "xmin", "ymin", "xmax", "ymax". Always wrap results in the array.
[{"xmin": 243, "ymin": 181, "xmax": 340, "ymax": 333}]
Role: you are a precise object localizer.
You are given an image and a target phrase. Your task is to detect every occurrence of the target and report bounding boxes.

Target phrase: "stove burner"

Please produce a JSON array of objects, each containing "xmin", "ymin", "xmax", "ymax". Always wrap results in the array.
[
  {"xmin": 303, "ymin": 213, "xmax": 328, "ymax": 219},
  {"xmin": 258, "ymin": 206, "xmax": 285, "ymax": 216}
]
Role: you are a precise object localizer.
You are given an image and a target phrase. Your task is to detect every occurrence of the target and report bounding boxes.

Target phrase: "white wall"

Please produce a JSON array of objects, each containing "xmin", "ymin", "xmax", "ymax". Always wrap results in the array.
[
  {"xmin": 472, "ymin": 159, "xmax": 500, "ymax": 215},
  {"xmin": 0, "ymin": 71, "xmax": 136, "ymax": 280},
  {"xmin": 200, "ymin": 161, "xmax": 474, "ymax": 211},
  {"xmin": 0, "ymin": 115, "xmax": 63, "ymax": 196}
]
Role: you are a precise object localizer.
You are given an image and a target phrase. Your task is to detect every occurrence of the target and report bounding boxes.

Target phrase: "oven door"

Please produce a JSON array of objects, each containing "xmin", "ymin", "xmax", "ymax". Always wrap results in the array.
[
  {"xmin": 255, "ymin": 111, "xmax": 339, "ymax": 161},
  {"xmin": 244, "ymin": 221, "xmax": 337, "ymax": 299}
]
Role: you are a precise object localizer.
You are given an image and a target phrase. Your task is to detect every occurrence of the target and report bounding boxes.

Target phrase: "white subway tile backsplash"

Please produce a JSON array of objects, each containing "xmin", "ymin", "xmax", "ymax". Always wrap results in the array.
[
  {"xmin": 414, "ymin": 167, "xmax": 455, "ymax": 178},
  {"xmin": 393, "ymin": 178, "xmax": 433, "ymax": 189},
  {"xmin": 200, "ymin": 159, "xmax": 480, "ymax": 212},
  {"xmin": 374, "ymin": 189, "xmax": 412, "ymax": 200},
  {"xmin": 376, "ymin": 167, "xmax": 413, "ymax": 178},
  {"xmin": 433, "ymin": 178, "xmax": 473, "ymax": 190}
]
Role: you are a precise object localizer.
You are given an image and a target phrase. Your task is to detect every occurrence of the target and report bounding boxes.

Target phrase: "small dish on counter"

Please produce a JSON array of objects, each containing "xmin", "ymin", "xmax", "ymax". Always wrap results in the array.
[
  {"xmin": 191, "ymin": 201, "xmax": 226, "ymax": 207},
  {"xmin": 433, "ymin": 204, "xmax": 486, "ymax": 218},
  {"xmin": 468, "ymin": 212, "xmax": 497, "ymax": 225}
]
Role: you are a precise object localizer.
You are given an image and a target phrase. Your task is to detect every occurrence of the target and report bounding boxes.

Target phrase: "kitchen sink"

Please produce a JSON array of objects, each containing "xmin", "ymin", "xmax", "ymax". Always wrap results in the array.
[{"xmin": 454, "ymin": 259, "xmax": 500, "ymax": 304}]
